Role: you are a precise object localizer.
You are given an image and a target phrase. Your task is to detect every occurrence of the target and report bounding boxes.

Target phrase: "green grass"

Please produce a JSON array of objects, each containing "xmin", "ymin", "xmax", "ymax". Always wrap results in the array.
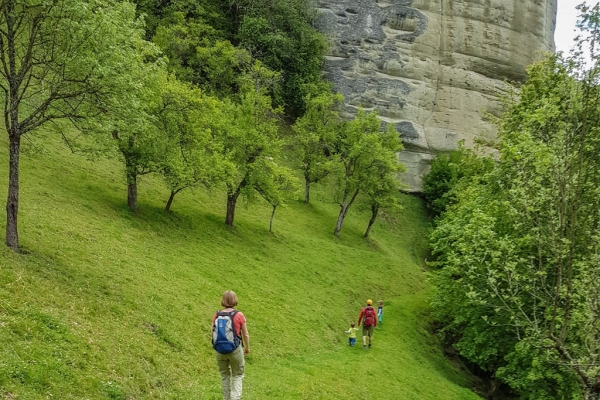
[{"xmin": 0, "ymin": 132, "xmax": 480, "ymax": 399}]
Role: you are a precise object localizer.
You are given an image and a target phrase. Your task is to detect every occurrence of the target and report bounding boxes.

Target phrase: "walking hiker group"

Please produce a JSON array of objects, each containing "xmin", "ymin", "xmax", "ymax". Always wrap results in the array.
[
  {"xmin": 211, "ymin": 291, "xmax": 385, "ymax": 400},
  {"xmin": 346, "ymin": 299, "xmax": 383, "ymax": 349}
]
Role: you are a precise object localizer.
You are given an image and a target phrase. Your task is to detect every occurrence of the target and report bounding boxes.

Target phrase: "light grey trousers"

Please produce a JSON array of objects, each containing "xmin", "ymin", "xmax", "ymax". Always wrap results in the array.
[{"xmin": 216, "ymin": 345, "xmax": 245, "ymax": 400}]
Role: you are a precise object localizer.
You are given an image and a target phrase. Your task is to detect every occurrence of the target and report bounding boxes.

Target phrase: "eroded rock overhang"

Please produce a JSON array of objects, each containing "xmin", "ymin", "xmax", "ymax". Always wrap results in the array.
[{"xmin": 316, "ymin": 0, "xmax": 557, "ymax": 190}]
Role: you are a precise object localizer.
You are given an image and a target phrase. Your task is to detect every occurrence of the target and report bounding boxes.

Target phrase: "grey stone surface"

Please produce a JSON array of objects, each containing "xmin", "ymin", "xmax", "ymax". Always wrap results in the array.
[{"xmin": 317, "ymin": 0, "xmax": 557, "ymax": 190}]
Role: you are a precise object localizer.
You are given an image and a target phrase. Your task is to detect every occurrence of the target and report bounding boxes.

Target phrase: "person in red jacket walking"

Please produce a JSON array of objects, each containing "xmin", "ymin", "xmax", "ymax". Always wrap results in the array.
[{"xmin": 357, "ymin": 299, "xmax": 377, "ymax": 348}]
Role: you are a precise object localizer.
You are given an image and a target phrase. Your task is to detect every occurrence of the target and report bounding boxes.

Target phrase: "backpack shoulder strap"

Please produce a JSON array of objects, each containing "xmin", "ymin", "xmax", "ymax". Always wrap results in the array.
[
  {"xmin": 217, "ymin": 310, "xmax": 236, "ymax": 317},
  {"xmin": 229, "ymin": 310, "xmax": 243, "ymax": 342},
  {"xmin": 229, "ymin": 310, "xmax": 238, "ymax": 323}
]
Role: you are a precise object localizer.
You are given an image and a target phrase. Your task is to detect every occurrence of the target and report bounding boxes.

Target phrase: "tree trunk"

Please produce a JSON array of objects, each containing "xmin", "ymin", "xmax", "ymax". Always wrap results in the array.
[
  {"xmin": 269, "ymin": 206, "xmax": 277, "ymax": 232},
  {"xmin": 126, "ymin": 168, "xmax": 137, "ymax": 213},
  {"xmin": 584, "ymin": 385, "xmax": 600, "ymax": 400},
  {"xmin": 165, "ymin": 188, "xmax": 184, "ymax": 211},
  {"xmin": 165, "ymin": 191, "xmax": 175, "ymax": 211},
  {"xmin": 226, "ymin": 192, "xmax": 239, "ymax": 227},
  {"xmin": 5, "ymin": 4, "xmax": 20, "ymax": 252},
  {"xmin": 226, "ymin": 176, "xmax": 250, "ymax": 227},
  {"xmin": 333, "ymin": 189, "xmax": 360, "ymax": 237},
  {"xmin": 229, "ymin": 3, "xmax": 241, "ymax": 43},
  {"xmin": 485, "ymin": 376, "xmax": 500, "ymax": 400},
  {"xmin": 304, "ymin": 179, "xmax": 310, "ymax": 204},
  {"xmin": 6, "ymin": 133, "xmax": 20, "ymax": 252},
  {"xmin": 364, "ymin": 203, "xmax": 379, "ymax": 238},
  {"xmin": 334, "ymin": 204, "xmax": 349, "ymax": 237}
]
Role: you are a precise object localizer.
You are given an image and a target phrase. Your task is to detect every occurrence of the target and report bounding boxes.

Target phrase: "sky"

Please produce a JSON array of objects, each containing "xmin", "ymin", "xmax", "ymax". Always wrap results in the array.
[{"xmin": 555, "ymin": 0, "xmax": 581, "ymax": 54}]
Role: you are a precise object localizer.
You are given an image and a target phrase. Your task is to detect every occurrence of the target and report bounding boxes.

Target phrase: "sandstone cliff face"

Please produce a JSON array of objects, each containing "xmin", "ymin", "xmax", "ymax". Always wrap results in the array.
[{"xmin": 316, "ymin": 0, "xmax": 557, "ymax": 190}]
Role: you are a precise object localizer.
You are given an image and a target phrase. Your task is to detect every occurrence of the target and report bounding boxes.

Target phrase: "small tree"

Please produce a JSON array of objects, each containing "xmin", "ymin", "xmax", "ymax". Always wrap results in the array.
[
  {"xmin": 254, "ymin": 159, "xmax": 299, "ymax": 232},
  {"xmin": 156, "ymin": 79, "xmax": 228, "ymax": 211},
  {"xmin": 214, "ymin": 62, "xmax": 284, "ymax": 227},
  {"xmin": 332, "ymin": 110, "xmax": 402, "ymax": 237},
  {"xmin": 292, "ymin": 92, "xmax": 343, "ymax": 204},
  {"xmin": 362, "ymin": 158, "xmax": 406, "ymax": 238},
  {"xmin": 109, "ymin": 69, "xmax": 167, "ymax": 213},
  {"xmin": 0, "ymin": 0, "xmax": 154, "ymax": 251},
  {"xmin": 111, "ymin": 127, "xmax": 165, "ymax": 213}
]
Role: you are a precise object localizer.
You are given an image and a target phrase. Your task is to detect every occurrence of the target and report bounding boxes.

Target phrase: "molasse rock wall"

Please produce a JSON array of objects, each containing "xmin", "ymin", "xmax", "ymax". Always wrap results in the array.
[{"xmin": 316, "ymin": 0, "xmax": 557, "ymax": 190}]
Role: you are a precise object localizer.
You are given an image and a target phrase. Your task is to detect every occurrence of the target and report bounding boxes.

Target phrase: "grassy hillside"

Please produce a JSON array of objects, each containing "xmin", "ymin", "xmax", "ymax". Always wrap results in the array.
[{"xmin": 0, "ymin": 132, "xmax": 480, "ymax": 399}]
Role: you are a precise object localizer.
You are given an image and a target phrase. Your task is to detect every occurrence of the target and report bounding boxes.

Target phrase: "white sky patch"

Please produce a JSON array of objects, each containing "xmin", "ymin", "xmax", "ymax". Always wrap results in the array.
[{"xmin": 555, "ymin": 1, "xmax": 583, "ymax": 55}]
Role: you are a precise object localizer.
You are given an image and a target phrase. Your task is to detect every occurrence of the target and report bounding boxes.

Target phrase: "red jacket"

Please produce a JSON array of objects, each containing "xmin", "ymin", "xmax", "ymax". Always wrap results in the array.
[{"xmin": 358, "ymin": 306, "xmax": 377, "ymax": 327}]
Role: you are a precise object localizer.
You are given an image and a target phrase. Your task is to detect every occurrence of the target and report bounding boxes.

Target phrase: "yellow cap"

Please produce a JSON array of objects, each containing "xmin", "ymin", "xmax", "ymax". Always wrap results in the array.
[{"xmin": 367, "ymin": 299, "xmax": 373, "ymax": 305}]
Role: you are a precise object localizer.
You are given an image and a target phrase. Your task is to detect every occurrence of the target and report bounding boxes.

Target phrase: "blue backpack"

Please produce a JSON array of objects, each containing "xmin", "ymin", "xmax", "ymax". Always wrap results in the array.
[{"xmin": 212, "ymin": 310, "xmax": 241, "ymax": 354}]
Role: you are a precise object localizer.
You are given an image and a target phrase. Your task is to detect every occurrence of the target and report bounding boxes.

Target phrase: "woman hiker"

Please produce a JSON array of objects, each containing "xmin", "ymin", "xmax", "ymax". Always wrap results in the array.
[{"xmin": 211, "ymin": 290, "xmax": 250, "ymax": 400}]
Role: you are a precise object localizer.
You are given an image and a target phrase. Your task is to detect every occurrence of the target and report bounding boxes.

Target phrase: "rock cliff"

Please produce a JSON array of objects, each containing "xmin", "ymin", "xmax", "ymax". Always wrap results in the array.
[{"xmin": 316, "ymin": 0, "xmax": 557, "ymax": 190}]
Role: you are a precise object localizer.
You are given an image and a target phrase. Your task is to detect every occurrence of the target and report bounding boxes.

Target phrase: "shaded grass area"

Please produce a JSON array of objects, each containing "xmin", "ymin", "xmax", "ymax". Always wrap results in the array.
[{"xmin": 0, "ymin": 133, "xmax": 479, "ymax": 399}]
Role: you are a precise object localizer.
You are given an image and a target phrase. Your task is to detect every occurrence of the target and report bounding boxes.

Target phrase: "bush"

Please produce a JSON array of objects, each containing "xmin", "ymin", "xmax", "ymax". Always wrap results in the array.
[{"xmin": 422, "ymin": 145, "xmax": 493, "ymax": 217}]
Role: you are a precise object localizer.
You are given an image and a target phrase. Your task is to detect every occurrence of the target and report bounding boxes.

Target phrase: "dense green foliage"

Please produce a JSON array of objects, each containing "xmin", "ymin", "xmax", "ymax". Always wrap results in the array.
[
  {"xmin": 421, "ymin": 145, "xmax": 493, "ymax": 218},
  {"xmin": 133, "ymin": 0, "xmax": 329, "ymax": 117},
  {"xmin": 0, "ymin": 132, "xmax": 479, "ymax": 399},
  {"xmin": 430, "ymin": 8, "xmax": 600, "ymax": 398},
  {"xmin": 231, "ymin": 0, "xmax": 329, "ymax": 116}
]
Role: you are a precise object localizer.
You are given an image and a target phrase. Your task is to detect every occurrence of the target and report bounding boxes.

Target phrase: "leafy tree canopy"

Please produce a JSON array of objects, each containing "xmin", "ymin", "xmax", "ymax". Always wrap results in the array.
[
  {"xmin": 132, "ymin": 0, "xmax": 329, "ymax": 118},
  {"xmin": 331, "ymin": 109, "xmax": 403, "ymax": 237},
  {"xmin": 292, "ymin": 92, "xmax": 344, "ymax": 203},
  {"xmin": 0, "ymin": 0, "xmax": 161, "ymax": 250}
]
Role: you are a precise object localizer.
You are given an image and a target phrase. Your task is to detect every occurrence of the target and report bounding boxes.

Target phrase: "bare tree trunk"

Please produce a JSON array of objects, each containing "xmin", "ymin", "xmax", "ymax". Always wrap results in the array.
[
  {"xmin": 304, "ymin": 180, "xmax": 310, "ymax": 204},
  {"xmin": 334, "ymin": 189, "xmax": 360, "ymax": 237},
  {"xmin": 334, "ymin": 204, "xmax": 349, "ymax": 237},
  {"xmin": 126, "ymin": 167, "xmax": 137, "ymax": 213},
  {"xmin": 364, "ymin": 203, "xmax": 379, "ymax": 238},
  {"xmin": 165, "ymin": 188, "xmax": 184, "ymax": 211},
  {"xmin": 165, "ymin": 191, "xmax": 175, "ymax": 211},
  {"xmin": 5, "ymin": 2, "xmax": 20, "ymax": 252},
  {"xmin": 6, "ymin": 133, "xmax": 20, "ymax": 252},
  {"xmin": 269, "ymin": 205, "xmax": 277, "ymax": 232},
  {"xmin": 226, "ymin": 192, "xmax": 239, "ymax": 227},
  {"xmin": 229, "ymin": 2, "xmax": 240, "ymax": 38},
  {"xmin": 226, "ymin": 176, "xmax": 250, "ymax": 227},
  {"xmin": 485, "ymin": 377, "xmax": 500, "ymax": 400},
  {"xmin": 584, "ymin": 386, "xmax": 600, "ymax": 400}
]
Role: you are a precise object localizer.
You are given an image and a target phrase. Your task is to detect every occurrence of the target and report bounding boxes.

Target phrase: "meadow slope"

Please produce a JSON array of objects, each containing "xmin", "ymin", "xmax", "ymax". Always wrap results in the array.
[{"xmin": 0, "ymin": 133, "xmax": 480, "ymax": 399}]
